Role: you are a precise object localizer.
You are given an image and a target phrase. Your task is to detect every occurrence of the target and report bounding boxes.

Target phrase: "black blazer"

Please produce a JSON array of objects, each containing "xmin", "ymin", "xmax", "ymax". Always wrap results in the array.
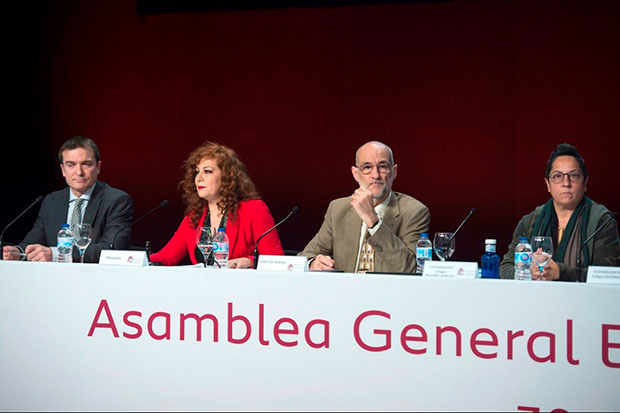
[{"xmin": 19, "ymin": 181, "xmax": 133, "ymax": 263}]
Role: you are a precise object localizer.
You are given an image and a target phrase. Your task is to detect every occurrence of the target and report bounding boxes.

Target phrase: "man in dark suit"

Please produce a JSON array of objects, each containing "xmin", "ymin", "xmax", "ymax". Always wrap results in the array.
[
  {"xmin": 299, "ymin": 141, "xmax": 430, "ymax": 273},
  {"xmin": 2, "ymin": 136, "xmax": 133, "ymax": 263}
]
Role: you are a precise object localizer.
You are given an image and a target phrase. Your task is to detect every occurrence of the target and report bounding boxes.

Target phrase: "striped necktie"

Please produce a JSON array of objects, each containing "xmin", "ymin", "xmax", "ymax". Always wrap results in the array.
[{"xmin": 71, "ymin": 198, "xmax": 84, "ymax": 234}]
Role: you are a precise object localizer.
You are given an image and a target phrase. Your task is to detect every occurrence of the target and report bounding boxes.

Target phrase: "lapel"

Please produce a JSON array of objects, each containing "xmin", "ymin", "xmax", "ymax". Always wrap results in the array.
[
  {"xmin": 382, "ymin": 192, "xmax": 401, "ymax": 233},
  {"xmin": 83, "ymin": 182, "xmax": 103, "ymax": 226},
  {"xmin": 50, "ymin": 188, "xmax": 71, "ymax": 240},
  {"xmin": 342, "ymin": 204, "xmax": 362, "ymax": 273},
  {"xmin": 226, "ymin": 210, "xmax": 240, "ymax": 256}
]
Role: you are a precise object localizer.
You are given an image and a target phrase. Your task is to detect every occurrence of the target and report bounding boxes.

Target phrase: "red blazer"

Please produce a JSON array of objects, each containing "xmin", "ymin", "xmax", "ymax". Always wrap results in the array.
[{"xmin": 150, "ymin": 200, "xmax": 284, "ymax": 266}]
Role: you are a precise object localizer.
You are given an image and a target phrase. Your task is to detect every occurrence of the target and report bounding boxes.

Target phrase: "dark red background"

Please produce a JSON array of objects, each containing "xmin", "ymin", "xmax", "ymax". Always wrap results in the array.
[{"xmin": 3, "ymin": 0, "xmax": 620, "ymax": 263}]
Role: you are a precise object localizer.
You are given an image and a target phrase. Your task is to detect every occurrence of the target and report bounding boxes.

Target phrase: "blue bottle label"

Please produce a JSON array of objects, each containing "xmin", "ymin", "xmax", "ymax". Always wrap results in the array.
[{"xmin": 515, "ymin": 252, "xmax": 531, "ymax": 264}]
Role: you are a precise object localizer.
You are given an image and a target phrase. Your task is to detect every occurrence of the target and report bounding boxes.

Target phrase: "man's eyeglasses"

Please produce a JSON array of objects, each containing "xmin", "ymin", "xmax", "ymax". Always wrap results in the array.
[
  {"xmin": 356, "ymin": 163, "xmax": 392, "ymax": 175},
  {"xmin": 548, "ymin": 171, "xmax": 584, "ymax": 184}
]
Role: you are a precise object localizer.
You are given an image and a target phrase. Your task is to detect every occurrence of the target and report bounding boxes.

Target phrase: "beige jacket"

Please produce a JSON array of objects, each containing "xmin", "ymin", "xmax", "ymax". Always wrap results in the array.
[{"xmin": 300, "ymin": 191, "xmax": 430, "ymax": 273}]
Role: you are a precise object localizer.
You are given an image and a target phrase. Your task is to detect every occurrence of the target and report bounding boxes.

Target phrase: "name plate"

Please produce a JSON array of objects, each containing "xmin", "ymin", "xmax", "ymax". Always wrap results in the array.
[
  {"xmin": 99, "ymin": 250, "xmax": 148, "ymax": 267},
  {"xmin": 422, "ymin": 261, "xmax": 478, "ymax": 278},
  {"xmin": 257, "ymin": 255, "xmax": 308, "ymax": 272},
  {"xmin": 586, "ymin": 266, "xmax": 620, "ymax": 284}
]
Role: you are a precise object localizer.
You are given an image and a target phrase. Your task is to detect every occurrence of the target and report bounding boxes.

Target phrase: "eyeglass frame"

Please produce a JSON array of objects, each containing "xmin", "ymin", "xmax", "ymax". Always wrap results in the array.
[
  {"xmin": 547, "ymin": 170, "xmax": 585, "ymax": 184},
  {"xmin": 354, "ymin": 162, "xmax": 393, "ymax": 175}
]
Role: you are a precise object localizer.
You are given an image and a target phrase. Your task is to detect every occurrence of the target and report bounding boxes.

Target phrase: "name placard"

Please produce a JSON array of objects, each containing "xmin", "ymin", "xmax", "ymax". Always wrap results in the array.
[
  {"xmin": 99, "ymin": 250, "xmax": 148, "ymax": 267},
  {"xmin": 422, "ymin": 261, "xmax": 478, "ymax": 278},
  {"xmin": 257, "ymin": 255, "xmax": 308, "ymax": 272},
  {"xmin": 586, "ymin": 265, "xmax": 620, "ymax": 284}
]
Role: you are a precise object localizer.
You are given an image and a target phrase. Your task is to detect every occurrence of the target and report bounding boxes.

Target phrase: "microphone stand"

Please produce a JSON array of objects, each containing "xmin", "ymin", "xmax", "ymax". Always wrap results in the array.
[
  {"xmin": 447, "ymin": 208, "xmax": 476, "ymax": 244},
  {"xmin": 109, "ymin": 200, "xmax": 169, "ymax": 249},
  {"xmin": 576, "ymin": 211, "xmax": 618, "ymax": 282},
  {"xmin": 253, "ymin": 206, "xmax": 299, "ymax": 269},
  {"xmin": 0, "ymin": 196, "xmax": 43, "ymax": 260}
]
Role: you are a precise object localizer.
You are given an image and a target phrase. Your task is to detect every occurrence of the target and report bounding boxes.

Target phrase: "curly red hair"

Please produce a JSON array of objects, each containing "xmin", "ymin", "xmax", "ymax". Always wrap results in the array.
[{"xmin": 180, "ymin": 142, "xmax": 259, "ymax": 228}]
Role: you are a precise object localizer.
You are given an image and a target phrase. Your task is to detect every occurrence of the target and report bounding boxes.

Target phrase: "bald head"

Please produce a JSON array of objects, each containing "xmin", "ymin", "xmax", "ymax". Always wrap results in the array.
[
  {"xmin": 355, "ymin": 141, "xmax": 394, "ymax": 166},
  {"xmin": 351, "ymin": 140, "xmax": 398, "ymax": 204}
]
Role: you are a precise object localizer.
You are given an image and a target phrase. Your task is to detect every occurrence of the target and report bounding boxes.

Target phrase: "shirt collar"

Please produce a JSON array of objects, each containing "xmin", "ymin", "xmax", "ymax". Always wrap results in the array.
[
  {"xmin": 373, "ymin": 191, "xmax": 392, "ymax": 219},
  {"xmin": 69, "ymin": 182, "xmax": 96, "ymax": 202}
]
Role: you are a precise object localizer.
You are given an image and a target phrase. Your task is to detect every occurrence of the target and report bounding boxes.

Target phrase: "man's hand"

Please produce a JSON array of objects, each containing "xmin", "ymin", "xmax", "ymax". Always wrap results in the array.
[
  {"xmin": 531, "ymin": 259, "xmax": 560, "ymax": 281},
  {"xmin": 25, "ymin": 244, "xmax": 53, "ymax": 262},
  {"xmin": 310, "ymin": 254, "xmax": 335, "ymax": 271},
  {"xmin": 2, "ymin": 245, "xmax": 23, "ymax": 260},
  {"xmin": 350, "ymin": 187, "xmax": 379, "ymax": 228}
]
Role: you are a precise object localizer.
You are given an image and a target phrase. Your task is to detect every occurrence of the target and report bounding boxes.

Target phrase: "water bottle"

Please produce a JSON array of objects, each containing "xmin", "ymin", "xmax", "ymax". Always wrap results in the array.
[
  {"xmin": 213, "ymin": 228, "xmax": 229, "ymax": 269},
  {"xmin": 416, "ymin": 232, "xmax": 433, "ymax": 274},
  {"xmin": 57, "ymin": 224, "xmax": 74, "ymax": 263},
  {"xmin": 481, "ymin": 239, "xmax": 500, "ymax": 278},
  {"xmin": 514, "ymin": 236, "xmax": 532, "ymax": 280}
]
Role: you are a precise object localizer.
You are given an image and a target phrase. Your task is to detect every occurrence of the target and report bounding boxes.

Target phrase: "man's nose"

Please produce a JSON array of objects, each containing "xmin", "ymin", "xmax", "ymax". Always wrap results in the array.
[{"xmin": 370, "ymin": 165, "xmax": 382, "ymax": 179}]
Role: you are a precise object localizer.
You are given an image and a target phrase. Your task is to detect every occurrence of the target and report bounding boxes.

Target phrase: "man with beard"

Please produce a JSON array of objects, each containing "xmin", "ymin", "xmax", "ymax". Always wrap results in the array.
[{"xmin": 300, "ymin": 141, "xmax": 430, "ymax": 273}]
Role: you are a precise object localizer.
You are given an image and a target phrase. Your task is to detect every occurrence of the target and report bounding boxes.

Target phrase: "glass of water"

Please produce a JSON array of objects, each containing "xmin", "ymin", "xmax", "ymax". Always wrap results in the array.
[
  {"xmin": 531, "ymin": 236, "xmax": 554, "ymax": 279},
  {"xmin": 433, "ymin": 232, "xmax": 455, "ymax": 262},
  {"xmin": 74, "ymin": 223, "xmax": 92, "ymax": 264},
  {"xmin": 196, "ymin": 226, "xmax": 215, "ymax": 267}
]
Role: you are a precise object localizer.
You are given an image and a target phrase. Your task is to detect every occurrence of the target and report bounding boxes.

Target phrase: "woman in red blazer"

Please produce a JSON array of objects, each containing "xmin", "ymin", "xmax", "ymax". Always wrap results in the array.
[{"xmin": 150, "ymin": 142, "xmax": 283, "ymax": 268}]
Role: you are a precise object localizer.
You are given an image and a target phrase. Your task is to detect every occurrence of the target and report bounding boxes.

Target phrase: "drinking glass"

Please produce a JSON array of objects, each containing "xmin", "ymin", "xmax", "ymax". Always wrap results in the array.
[
  {"xmin": 74, "ymin": 223, "xmax": 92, "ymax": 264},
  {"xmin": 433, "ymin": 232, "xmax": 455, "ymax": 262},
  {"xmin": 531, "ymin": 236, "xmax": 554, "ymax": 277},
  {"xmin": 196, "ymin": 226, "xmax": 215, "ymax": 267}
]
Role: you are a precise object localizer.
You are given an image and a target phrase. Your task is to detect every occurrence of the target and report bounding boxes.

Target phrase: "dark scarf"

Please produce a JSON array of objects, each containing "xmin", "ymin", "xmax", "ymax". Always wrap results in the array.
[{"xmin": 531, "ymin": 196, "xmax": 592, "ymax": 267}]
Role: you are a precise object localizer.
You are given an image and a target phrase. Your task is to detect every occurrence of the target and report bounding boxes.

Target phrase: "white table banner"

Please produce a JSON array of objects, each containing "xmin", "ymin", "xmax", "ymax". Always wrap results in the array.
[{"xmin": 0, "ymin": 261, "xmax": 619, "ymax": 411}]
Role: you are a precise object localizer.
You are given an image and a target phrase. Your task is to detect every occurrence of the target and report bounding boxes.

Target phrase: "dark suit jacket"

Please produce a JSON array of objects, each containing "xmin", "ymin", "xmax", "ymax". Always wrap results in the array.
[
  {"xmin": 19, "ymin": 181, "xmax": 133, "ymax": 263},
  {"xmin": 299, "ymin": 191, "xmax": 430, "ymax": 273}
]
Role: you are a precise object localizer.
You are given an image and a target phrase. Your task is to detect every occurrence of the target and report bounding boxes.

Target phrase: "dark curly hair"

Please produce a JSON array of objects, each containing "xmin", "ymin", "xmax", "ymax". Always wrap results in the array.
[{"xmin": 180, "ymin": 142, "xmax": 259, "ymax": 228}]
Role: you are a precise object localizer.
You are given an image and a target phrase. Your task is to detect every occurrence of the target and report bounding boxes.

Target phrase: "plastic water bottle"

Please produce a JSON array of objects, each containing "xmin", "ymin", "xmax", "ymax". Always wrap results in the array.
[
  {"xmin": 416, "ymin": 232, "xmax": 433, "ymax": 274},
  {"xmin": 213, "ymin": 228, "xmax": 229, "ymax": 269},
  {"xmin": 481, "ymin": 239, "xmax": 500, "ymax": 278},
  {"xmin": 514, "ymin": 236, "xmax": 532, "ymax": 280},
  {"xmin": 57, "ymin": 224, "xmax": 74, "ymax": 263}
]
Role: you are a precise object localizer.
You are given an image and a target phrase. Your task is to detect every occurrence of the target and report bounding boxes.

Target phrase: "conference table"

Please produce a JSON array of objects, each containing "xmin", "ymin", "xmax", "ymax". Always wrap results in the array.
[{"xmin": 1, "ymin": 260, "xmax": 619, "ymax": 411}]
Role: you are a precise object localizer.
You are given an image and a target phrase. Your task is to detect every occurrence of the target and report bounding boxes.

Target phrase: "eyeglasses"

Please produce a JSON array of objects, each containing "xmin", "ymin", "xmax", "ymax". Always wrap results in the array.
[
  {"xmin": 356, "ymin": 163, "xmax": 392, "ymax": 175},
  {"xmin": 548, "ymin": 171, "xmax": 584, "ymax": 184}
]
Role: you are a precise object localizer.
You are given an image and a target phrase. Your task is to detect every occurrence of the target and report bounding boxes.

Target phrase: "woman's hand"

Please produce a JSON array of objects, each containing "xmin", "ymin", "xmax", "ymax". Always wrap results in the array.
[
  {"xmin": 228, "ymin": 257, "xmax": 252, "ymax": 269},
  {"xmin": 530, "ymin": 259, "xmax": 560, "ymax": 281}
]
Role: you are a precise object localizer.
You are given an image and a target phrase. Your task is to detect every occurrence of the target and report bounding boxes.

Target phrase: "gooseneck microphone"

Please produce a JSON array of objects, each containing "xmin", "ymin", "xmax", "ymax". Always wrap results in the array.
[
  {"xmin": 0, "ymin": 196, "xmax": 43, "ymax": 260},
  {"xmin": 253, "ymin": 206, "xmax": 299, "ymax": 269},
  {"xmin": 109, "ymin": 200, "xmax": 169, "ymax": 249},
  {"xmin": 576, "ymin": 211, "xmax": 618, "ymax": 282},
  {"xmin": 448, "ymin": 208, "xmax": 476, "ymax": 243},
  {"xmin": 132, "ymin": 200, "xmax": 169, "ymax": 228}
]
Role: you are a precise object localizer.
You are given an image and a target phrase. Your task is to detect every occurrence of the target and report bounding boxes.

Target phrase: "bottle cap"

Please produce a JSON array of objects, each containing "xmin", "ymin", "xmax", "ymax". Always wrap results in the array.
[
  {"xmin": 62, "ymin": 224, "xmax": 70, "ymax": 228},
  {"xmin": 218, "ymin": 228, "xmax": 226, "ymax": 232},
  {"xmin": 421, "ymin": 232, "xmax": 428, "ymax": 237},
  {"xmin": 519, "ymin": 236, "xmax": 529, "ymax": 242},
  {"xmin": 484, "ymin": 239, "xmax": 496, "ymax": 244}
]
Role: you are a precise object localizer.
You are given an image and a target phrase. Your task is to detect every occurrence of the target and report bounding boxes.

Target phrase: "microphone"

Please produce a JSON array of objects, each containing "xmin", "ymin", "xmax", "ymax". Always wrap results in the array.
[
  {"xmin": 109, "ymin": 200, "xmax": 169, "ymax": 249},
  {"xmin": 448, "ymin": 208, "xmax": 476, "ymax": 243},
  {"xmin": 0, "ymin": 196, "xmax": 43, "ymax": 260},
  {"xmin": 253, "ymin": 206, "xmax": 299, "ymax": 269},
  {"xmin": 576, "ymin": 211, "xmax": 618, "ymax": 282},
  {"xmin": 132, "ymin": 200, "xmax": 169, "ymax": 228}
]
